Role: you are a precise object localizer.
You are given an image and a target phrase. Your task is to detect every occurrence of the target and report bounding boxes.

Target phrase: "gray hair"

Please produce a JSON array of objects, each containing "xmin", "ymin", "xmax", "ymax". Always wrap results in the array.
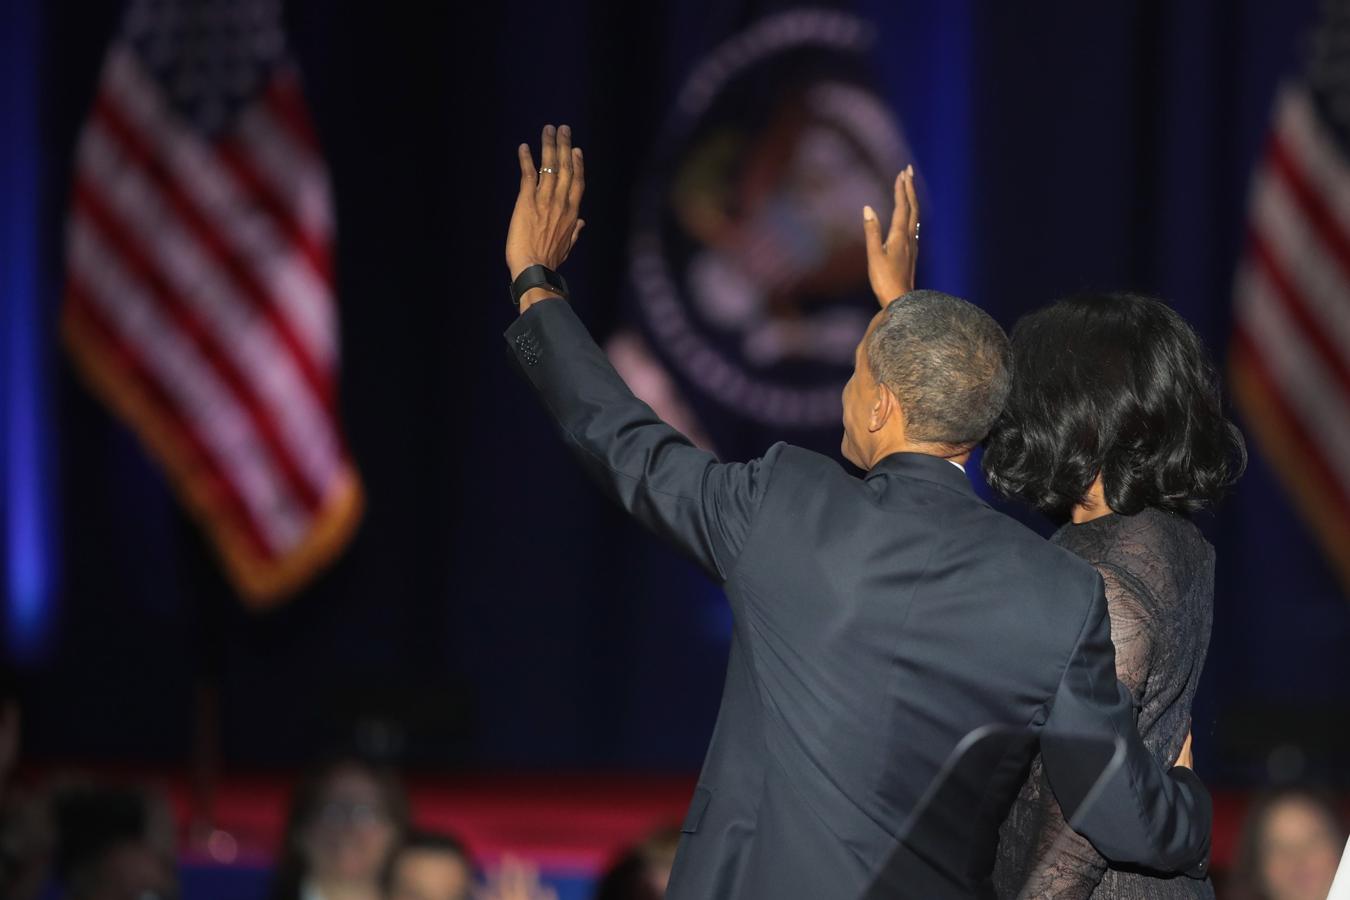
[{"xmin": 866, "ymin": 290, "xmax": 1012, "ymax": 447}]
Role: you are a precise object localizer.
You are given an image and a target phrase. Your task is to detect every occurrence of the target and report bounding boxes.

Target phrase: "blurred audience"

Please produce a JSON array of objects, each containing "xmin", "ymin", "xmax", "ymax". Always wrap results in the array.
[
  {"xmin": 477, "ymin": 856, "xmax": 557, "ymax": 900},
  {"xmin": 269, "ymin": 756, "xmax": 409, "ymax": 900},
  {"xmin": 0, "ymin": 667, "xmax": 16, "ymax": 804},
  {"xmin": 0, "ymin": 665, "xmax": 51, "ymax": 900},
  {"xmin": 53, "ymin": 784, "xmax": 179, "ymax": 900},
  {"xmin": 382, "ymin": 830, "xmax": 472, "ymax": 900},
  {"xmin": 1231, "ymin": 786, "xmax": 1348, "ymax": 900},
  {"xmin": 64, "ymin": 838, "xmax": 179, "ymax": 900},
  {"xmin": 592, "ymin": 827, "xmax": 679, "ymax": 900}
]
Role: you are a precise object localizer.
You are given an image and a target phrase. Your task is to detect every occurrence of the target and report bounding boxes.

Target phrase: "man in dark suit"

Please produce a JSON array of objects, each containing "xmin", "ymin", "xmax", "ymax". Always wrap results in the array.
[{"xmin": 501, "ymin": 125, "xmax": 1210, "ymax": 899}]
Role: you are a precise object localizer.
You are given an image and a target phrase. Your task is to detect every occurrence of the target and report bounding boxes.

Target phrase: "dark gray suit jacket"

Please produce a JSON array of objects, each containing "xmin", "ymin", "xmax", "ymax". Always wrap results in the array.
[{"xmin": 505, "ymin": 298, "xmax": 1210, "ymax": 900}]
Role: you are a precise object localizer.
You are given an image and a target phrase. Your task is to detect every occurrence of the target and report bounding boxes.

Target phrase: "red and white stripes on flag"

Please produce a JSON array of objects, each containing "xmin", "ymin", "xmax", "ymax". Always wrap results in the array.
[
  {"xmin": 61, "ymin": 10, "xmax": 361, "ymax": 605},
  {"xmin": 1231, "ymin": 84, "xmax": 1350, "ymax": 592}
]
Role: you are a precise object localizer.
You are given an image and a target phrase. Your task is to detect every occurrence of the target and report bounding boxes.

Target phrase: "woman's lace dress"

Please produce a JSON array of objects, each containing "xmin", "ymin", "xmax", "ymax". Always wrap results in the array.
[{"xmin": 992, "ymin": 507, "xmax": 1216, "ymax": 899}]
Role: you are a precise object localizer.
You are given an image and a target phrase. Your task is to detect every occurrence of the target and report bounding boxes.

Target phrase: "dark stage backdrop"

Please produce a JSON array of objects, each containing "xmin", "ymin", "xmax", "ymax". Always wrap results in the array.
[{"xmin": 6, "ymin": 0, "xmax": 1347, "ymax": 781}]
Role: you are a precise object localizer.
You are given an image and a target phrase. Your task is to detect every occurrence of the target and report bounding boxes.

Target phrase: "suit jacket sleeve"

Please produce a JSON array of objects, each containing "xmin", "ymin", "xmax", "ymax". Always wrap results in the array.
[
  {"xmin": 1039, "ymin": 575, "xmax": 1212, "ymax": 878},
  {"xmin": 504, "ymin": 298, "xmax": 778, "ymax": 582}
]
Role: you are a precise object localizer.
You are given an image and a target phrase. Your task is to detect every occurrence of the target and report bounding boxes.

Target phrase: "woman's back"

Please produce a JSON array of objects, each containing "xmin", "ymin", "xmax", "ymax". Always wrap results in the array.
[{"xmin": 993, "ymin": 506, "xmax": 1216, "ymax": 899}]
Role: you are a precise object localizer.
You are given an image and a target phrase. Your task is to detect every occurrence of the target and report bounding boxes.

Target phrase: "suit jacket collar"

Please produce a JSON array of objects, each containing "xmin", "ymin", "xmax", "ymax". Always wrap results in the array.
[{"xmin": 866, "ymin": 451, "xmax": 978, "ymax": 497}]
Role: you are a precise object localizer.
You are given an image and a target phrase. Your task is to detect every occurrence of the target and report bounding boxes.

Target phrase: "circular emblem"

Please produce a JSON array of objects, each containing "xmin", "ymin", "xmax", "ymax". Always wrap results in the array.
[{"xmin": 630, "ymin": 10, "xmax": 909, "ymax": 430}]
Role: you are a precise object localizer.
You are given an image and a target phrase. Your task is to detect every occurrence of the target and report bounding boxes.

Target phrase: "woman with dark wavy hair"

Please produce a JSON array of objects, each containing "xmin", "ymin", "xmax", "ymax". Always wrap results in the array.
[
  {"xmin": 986, "ymin": 293, "xmax": 1246, "ymax": 900},
  {"xmin": 268, "ymin": 756, "xmax": 409, "ymax": 900},
  {"xmin": 1231, "ymin": 786, "xmax": 1347, "ymax": 900}
]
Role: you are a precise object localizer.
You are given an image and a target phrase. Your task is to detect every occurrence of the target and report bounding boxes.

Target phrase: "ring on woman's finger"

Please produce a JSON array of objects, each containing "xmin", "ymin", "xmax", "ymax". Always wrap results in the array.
[{"xmin": 540, "ymin": 167, "xmax": 556, "ymax": 175}]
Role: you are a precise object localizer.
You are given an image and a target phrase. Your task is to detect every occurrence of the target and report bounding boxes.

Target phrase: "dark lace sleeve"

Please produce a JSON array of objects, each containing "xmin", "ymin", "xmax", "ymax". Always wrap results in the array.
[{"xmin": 1011, "ymin": 563, "xmax": 1156, "ymax": 899}]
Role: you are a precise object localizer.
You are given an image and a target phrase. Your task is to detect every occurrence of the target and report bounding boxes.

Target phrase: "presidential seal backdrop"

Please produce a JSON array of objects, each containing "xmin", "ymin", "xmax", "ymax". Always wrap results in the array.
[{"xmin": 622, "ymin": 9, "xmax": 911, "ymax": 456}]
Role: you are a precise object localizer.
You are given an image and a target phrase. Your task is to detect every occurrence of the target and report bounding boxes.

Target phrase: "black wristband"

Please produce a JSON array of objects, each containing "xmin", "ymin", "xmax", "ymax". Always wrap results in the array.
[{"xmin": 509, "ymin": 264, "xmax": 569, "ymax": 307}]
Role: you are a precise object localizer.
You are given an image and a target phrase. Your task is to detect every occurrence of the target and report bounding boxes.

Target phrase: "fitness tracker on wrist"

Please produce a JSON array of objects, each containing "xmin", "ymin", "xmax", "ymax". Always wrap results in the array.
[{"xmin": 510, "ymin": 264, "xmax": 569, "ymax": 307}]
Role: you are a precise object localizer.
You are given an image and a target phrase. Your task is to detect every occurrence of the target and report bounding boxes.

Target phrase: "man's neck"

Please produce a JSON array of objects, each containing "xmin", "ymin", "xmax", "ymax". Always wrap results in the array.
[{"xmin": 867, "ymin": 439, "xmax": 970, "ymax": 471}]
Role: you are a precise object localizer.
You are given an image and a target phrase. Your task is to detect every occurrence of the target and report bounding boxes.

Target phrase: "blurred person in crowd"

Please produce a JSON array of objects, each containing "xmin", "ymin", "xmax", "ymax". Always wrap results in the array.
[
  {"xmin": 0, "ymin": 663, "xmax": 51, "ymax": 900},
  {"xmin": 592, "ymin": 827, "xmax": 679, "ymax": 900},
  {"xmin": 269, "ymin": 757, "xmax": 408, "ymax": 900},
  {"xmin": 0, "ymin": 665, "xmax": 16, "ymax": 806},
  {"xmin": 0, "ymin": 663, "xmax": 25, "ymax": 888},
  {"xmin": 476, "ymin": 856, "xmax": 556, "ymax": 900},
  {"xmin": 1231, "ymin": 787, "xmax": 1348, "ymax": 900},
  {"xmin": 54, "ymin": 784, "xmax": 179, "ymax": 900},
  {"xmin": 64, "ymin": 838, "xmax": 179, "ymax": 900},
  {"xmin": 987, "ymin": 293, "xmax": 1246, "ymax": 899},
  {"xmin": 501, "ymin": 124, "xmax": 1210, "ymax": 898},
  {"xmin": 382, "ymin": 830, "xmax": 472, "ymax": 900}
]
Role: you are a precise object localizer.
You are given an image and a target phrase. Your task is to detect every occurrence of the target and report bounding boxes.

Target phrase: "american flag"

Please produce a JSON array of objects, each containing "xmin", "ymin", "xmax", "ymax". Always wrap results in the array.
[
  {"xmin": 1231, "ymin": 0, "xmax": 1350, "ymax": 593},
  {"xmin": 60, "ymin": 0, "xmax": 361, "ymax": 605}
]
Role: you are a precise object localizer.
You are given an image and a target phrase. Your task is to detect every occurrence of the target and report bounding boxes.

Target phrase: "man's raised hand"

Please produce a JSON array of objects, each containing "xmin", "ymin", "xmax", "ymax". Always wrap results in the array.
[
  {"xmin": 862, "ymin": 164, "xmax": 920, "ymax": 307},
  {"xmin": 507, "ymin": 124, "xmax": 586, "ymax": 311}
]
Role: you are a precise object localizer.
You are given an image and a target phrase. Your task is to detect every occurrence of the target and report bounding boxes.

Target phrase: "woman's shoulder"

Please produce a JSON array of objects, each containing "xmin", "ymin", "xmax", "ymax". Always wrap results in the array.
[{"xmin": 1052, "ymin": 507, "xmax": 1214, "ymax": 606}]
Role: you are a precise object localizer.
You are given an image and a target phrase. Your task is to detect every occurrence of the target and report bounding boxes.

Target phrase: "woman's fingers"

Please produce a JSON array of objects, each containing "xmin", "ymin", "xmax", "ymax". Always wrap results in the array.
[
  {"xmin": 904, "ymin": 164, "xmax": 919, "ymax": 239},
  {"xmin": 1175, "ymin": 729, "xmax": 1194, "ymax": 769},
  {"xmin": 887, "ymin": 165, "xmax": 918, "ymax": 245},
  {"xmin": 863, "ymin": 205, "xmax": 884, "ymax": 263},
  {"xmin": 888, "ymin": 169, "xmax": 909, "ymax": 245}
]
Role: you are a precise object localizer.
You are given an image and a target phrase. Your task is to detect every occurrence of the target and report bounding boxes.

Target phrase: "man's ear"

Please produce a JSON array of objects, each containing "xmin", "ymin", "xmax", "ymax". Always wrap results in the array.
[{"xmin": 868, "ymin": 384, "xmax": 896, "ymax": 433}]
